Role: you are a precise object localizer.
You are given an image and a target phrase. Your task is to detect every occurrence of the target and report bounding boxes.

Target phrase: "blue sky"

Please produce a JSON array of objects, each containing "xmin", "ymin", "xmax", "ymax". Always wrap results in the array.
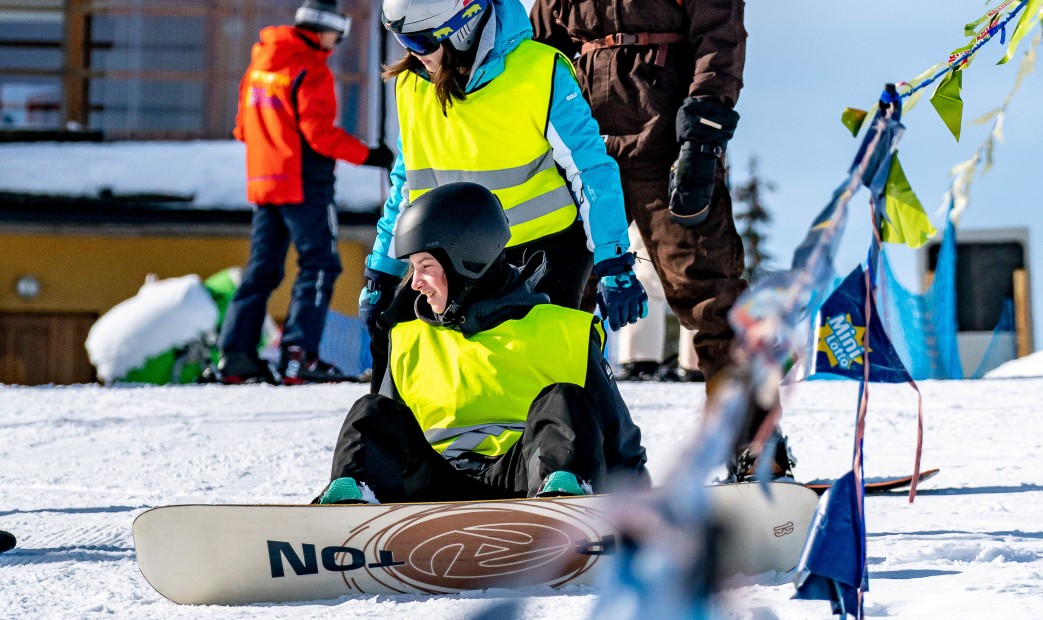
[{"xmin": 730, "ymin": 1, "xmax": 1043, "ymax": 348}]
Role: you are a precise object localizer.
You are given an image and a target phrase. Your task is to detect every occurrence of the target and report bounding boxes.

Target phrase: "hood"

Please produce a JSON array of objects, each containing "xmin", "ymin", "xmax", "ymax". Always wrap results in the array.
[
  {"xmin": 464, "ymin": 0, "xmax": 533, "ymax": 92},
  {"xmin": 452, "ymin": 251, "xmax": 550, "ymax": 337},
  {"xmin": 252, "ymin": 25, "xmax": 330, "ymax": 67}
]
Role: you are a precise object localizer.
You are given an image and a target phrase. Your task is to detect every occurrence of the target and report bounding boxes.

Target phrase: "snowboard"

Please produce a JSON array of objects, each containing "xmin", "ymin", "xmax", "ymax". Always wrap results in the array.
[
  {"xmin": 133, "ymin": 482, "xmax": 819, "ymax": 605},
  {"xmin": 803, "ymin": 468, "xmax": 940, "ymax": 495}
]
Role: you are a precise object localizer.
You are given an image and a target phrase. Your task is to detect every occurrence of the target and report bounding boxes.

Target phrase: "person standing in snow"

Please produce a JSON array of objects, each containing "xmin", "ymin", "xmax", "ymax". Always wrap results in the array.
[
  {"xmin": 358, "ymin": 0, "xmax": 649, "ymax": 392},
  {"xmin": 530, "ymin": 0, "xmax": 794, "ymax": 479},
  {"xmin": 315, "ymin": 182, "xmax": 650, "ymax": 504},
  {"xmin": 215, "ymin": 0, "xmax": 395, "ymax": 385}
]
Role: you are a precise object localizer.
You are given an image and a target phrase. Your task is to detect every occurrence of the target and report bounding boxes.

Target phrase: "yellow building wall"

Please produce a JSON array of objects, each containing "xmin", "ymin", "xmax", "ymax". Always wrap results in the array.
[{"xmin": 0, "ymin": 232, "xmax": 368, "ymax": 320}]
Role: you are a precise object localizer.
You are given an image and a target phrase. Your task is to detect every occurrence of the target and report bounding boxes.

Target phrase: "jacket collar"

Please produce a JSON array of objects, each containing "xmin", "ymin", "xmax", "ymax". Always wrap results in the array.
[{"xmin": 464, "ymin": 0, "xmax": 533, "ymax": 93}]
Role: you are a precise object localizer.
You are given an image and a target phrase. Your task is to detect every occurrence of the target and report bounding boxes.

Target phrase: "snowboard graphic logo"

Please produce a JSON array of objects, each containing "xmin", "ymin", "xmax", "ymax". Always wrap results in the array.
[
  {"xmin": 385, "ymin": 512, "xmax": 590, "ymax": 587},
  {"xmin": 360, "ymin": 504, "xmax": 605, "ymax": 593}
]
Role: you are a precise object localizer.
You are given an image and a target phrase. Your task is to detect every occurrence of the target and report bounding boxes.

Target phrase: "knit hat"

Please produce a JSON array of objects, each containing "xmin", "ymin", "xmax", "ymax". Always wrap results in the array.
[{"xmin": 295, "ymin": 0, "xmax": 352, "ymax": 37}]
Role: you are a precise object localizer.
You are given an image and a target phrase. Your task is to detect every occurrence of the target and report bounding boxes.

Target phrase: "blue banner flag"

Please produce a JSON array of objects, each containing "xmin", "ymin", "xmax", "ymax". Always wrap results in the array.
[
  {"xmin": 793, "ymin": 470, "xmax": 867, "ymax": 617},
  {"xmin": 812, "ymin": 265, "xmax": 913, "ymax": 383}
]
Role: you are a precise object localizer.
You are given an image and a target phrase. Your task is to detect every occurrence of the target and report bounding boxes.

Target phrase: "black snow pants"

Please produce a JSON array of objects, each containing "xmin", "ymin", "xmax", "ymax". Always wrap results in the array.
[{"xmin": 321, "ymin": 383, "xmax": 607, "ymax": 503}]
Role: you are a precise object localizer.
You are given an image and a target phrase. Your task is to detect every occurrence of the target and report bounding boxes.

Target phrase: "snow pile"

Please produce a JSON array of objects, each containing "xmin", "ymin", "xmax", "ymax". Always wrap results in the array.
[
  {"xmin": 85, "ymin": 274, "xmax": 218, "ymax": 382},
  {"xmin": 0, "ymin": 141, "xmax": 386, "ymax": 211},
  {"xmin": 983, "ymin": 350, "xmax": 1043, "ymax": 378}
]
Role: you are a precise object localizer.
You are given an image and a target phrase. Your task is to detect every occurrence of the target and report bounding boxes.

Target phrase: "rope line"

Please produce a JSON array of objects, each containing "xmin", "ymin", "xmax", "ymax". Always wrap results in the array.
[{"xmin": 902, "ymin": 0, "xmax": 1030, "ymax": 100}]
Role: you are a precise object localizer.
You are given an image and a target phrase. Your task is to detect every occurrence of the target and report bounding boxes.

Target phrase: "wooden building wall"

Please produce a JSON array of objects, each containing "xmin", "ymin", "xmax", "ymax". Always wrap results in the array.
[{"xmin": 0, "ymin": 231, "xmax": 370, "ymax": 385}]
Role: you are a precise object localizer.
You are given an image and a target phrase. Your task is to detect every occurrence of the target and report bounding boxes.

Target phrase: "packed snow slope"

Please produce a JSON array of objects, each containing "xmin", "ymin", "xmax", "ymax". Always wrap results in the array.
[{"xmin": 2, "ymin": 372, "xmax": 1042, "ymax": 618}]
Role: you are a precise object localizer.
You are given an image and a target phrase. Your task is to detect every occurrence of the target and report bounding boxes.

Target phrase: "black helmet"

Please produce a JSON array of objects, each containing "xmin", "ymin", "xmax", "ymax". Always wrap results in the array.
[{"xmin": 394, "ymin": 182, "xmax": 510, "ymax": 281}]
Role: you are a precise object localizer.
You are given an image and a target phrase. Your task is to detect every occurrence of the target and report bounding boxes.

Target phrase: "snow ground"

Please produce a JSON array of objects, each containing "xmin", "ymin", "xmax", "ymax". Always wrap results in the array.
[{"xmin": 2, "ymin": 369, "xmax": 1042, "ymax": 619}]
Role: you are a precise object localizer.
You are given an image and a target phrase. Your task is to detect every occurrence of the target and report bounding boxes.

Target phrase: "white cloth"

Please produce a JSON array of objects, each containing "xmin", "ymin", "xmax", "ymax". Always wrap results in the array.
[{"xmin": 615, "ymin": 223, "xmax": 699, "ymax": 370}]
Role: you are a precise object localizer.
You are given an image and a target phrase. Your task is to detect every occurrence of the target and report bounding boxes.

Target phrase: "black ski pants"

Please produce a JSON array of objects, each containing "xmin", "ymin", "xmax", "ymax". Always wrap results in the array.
[
  {"xmin": 220, "ymin": 200, "xmax": 341, "ymax": 356},
  {"xmin": 322, "ymin": 383, "xmax": 607, "ymax": 503}
]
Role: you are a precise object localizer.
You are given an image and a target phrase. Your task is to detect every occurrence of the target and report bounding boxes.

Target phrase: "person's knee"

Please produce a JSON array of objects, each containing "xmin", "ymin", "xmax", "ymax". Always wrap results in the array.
[
  {"xmin": 345, "ymin": 393, "xmax": 396, "ymax": 424},
  {"xmin": 533, "ymin": 383, "xmax": 590, "ymax": 408},
  {"xmin": 539, "ymin": 383, "xmax": 582, "ymax": 397},
  {"xmin": 239, "ymin": 264, "xmax": 285, "ymax": 295},
  {"xmin": 530, "ymin": 383, "xmax": 601, "ymax": 429},
  {"xmin": 295, "ymin": 262, "xmax": 342, "ymax": 292}
]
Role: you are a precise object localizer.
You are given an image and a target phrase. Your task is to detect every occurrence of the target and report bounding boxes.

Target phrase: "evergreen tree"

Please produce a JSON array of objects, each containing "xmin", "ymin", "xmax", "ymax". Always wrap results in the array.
[{"xmin": 732, "ymin": 157, "xmax": 775, "ymax": 283}]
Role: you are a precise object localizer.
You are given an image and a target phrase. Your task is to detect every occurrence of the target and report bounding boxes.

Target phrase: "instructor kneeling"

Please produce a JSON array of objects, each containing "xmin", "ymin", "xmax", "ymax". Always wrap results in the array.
[{"xmin": 315, "ymin": 182, "xmax": 650, "ymax": 504}]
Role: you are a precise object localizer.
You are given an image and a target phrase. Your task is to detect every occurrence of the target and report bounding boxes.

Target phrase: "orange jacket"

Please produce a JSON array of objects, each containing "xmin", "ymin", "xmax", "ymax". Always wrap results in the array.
[{"xmin": 234, "ymin": 26, "xmax": 369, "ymax": 205}]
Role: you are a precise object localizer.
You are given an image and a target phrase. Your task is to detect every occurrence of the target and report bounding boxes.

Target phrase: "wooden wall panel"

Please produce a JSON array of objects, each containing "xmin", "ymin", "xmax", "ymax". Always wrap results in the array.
[{"xmin": 0, "ymin": 312, "xmax": 96, "ymax": 385}]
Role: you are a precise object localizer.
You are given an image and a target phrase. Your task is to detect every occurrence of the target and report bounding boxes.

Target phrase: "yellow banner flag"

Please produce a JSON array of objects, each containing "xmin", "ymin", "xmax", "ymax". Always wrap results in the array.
[{"xmin": 882, "ymin": 154, "xmax": 937, "ymax": 248}]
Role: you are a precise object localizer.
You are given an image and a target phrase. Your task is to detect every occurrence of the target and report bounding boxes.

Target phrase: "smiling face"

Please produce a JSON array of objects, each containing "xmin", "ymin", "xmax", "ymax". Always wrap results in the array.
[
  {"xmin": 411, "ymin": 45, "xmax": 444, "ymax": 75},
  {"xmin": 409, "ymin": 251, "xmax": 450, "ymax": 314}
]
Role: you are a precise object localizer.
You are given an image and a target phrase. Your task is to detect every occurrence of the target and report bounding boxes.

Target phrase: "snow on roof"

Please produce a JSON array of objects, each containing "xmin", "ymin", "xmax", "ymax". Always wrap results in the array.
[
  {"xmin": 984, "ymin": 349, "xmax": 1043, "ymax": 379},
  {"xmin": 0, "ymin": 140, "xmax": 386, "ymax": 212}
]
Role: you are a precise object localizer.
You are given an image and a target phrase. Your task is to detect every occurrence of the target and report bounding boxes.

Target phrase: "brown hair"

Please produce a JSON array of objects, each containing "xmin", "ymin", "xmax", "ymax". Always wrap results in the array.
[{"xmin": 382, "ymin": 43, "xmax": 477, "ymax": 115}]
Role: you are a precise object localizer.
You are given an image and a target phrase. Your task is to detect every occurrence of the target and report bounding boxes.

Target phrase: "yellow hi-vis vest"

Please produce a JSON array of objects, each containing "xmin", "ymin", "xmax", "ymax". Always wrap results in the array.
[
  {"xmin": 395, "ymin": 40, "xmax": 578, "ymax": 247},
  {"xmin": 390, "ymin": 305, "xmax": 605, "ymax": 458}
]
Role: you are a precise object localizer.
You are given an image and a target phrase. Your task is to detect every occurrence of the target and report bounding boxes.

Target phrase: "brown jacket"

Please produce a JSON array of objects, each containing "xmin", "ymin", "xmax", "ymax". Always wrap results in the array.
[{"xmin": 530, "ymin": 0, "xmax": 746, "ymax": 166}]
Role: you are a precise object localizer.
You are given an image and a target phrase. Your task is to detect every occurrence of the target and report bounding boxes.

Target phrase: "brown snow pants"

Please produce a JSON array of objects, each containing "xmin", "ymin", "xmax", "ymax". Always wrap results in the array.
[{"xmin": 585, "ymin": 158, "xmax": 747, "ymax": 381}]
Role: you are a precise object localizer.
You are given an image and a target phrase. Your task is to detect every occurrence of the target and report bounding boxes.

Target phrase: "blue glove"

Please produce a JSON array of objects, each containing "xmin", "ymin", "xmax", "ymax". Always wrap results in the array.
[
  {"xmin": 358, "ymin": 268, "xmax": 399, "ymax": 336},
  {"xmin": 594, "ymin": 254, "xmax": 649, "ymax": 331}
]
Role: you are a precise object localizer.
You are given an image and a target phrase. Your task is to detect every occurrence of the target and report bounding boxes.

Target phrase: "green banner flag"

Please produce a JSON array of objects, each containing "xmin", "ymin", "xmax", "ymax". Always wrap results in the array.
[
  {"xmin": 882, "ymin": 154, "xmax": 937, "ymax": 248},
  {"xmin": 964, "ymin": 0, "xmax": 1021, "ymax": 36},
  {"xmin": 999, "ymin": 0, "xmax": 1043, "ymax": 64},
  {"xmin": 841, "ymin": 108, "xmax": 868, "ymax": 136},
  {"xmin": 930, "ymin": 68, "xmax": 964, "ymax": 141}
]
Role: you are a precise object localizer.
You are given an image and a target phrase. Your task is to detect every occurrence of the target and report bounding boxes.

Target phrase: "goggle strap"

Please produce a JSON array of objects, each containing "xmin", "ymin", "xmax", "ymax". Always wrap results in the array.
[{"xmin": 295, "ymin": 8, "xmax": 352, "ymax": 36}]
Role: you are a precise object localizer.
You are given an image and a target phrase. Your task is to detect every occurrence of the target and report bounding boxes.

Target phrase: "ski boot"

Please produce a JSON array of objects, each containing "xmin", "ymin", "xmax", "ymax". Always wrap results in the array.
[
  {"xmin": 616, "ymin": 361, "xmax": 660, "ymax": 382},
  {"xmin": 279, "ymin": 346, "xmax": 353, "ymax": 385},
  {"xmin": 726, "ymin": 429, "xmax": 796, "ymax": 483},
  {"xmin": 207, "ymin": 351, "xmax": 276, "ymax": 385}
]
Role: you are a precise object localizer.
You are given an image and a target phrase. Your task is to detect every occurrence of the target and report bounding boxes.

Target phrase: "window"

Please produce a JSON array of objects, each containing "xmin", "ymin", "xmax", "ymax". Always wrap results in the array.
[
  {"xmin": 0, "ymin": 0, "xmax": 381, "ymax": 141},
  {"xmin": 0, "ymin": 2, "xmax": 64, "ymax": 129}
]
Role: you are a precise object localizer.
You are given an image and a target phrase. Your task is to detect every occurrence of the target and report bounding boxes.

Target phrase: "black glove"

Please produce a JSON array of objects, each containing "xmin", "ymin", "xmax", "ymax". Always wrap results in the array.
[
  {"xmin": 363, "ymin": 143, "xmax": 395, "ymax": 172},
  {"xmin": 358, "ymin": 268, "xmax": 399, "ymax": 336},
  {"xmin": 669, "ymin": 98, "xmax": 739, "ymax": 227}
]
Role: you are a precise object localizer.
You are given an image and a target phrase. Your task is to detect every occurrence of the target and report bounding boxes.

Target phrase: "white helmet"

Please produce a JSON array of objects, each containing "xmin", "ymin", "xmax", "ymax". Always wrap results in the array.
[{"xmin": 381, "ymin": 0, "xmax": 490, "ymax": 54}]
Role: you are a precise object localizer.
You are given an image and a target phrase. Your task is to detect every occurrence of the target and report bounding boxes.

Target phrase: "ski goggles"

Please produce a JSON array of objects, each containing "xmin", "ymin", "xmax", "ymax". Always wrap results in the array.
[
  {"xmin": 386, "ymin": 0, "xmax": 488, "ymax": 56},
  {"xmin": 295, "ymin": 7, "xmax": 352, "ymax": 41},
  {"xmin": 391, "ymin": 30, "xmax": 443, "ymax": 56}
]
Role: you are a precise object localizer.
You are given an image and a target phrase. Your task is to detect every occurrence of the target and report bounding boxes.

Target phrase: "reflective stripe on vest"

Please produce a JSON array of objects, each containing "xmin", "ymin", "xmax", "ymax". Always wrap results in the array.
[
  {"xmin": 390, "ymin": 305, "xmax": 596, "ymax": 458},
  {"xmin": 395, "ymin": 40, "xmax": 578, "ymax": 247},
  {"xmin": 424, "ymin": 423, "xmax": 526, "ymax": 459}
]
